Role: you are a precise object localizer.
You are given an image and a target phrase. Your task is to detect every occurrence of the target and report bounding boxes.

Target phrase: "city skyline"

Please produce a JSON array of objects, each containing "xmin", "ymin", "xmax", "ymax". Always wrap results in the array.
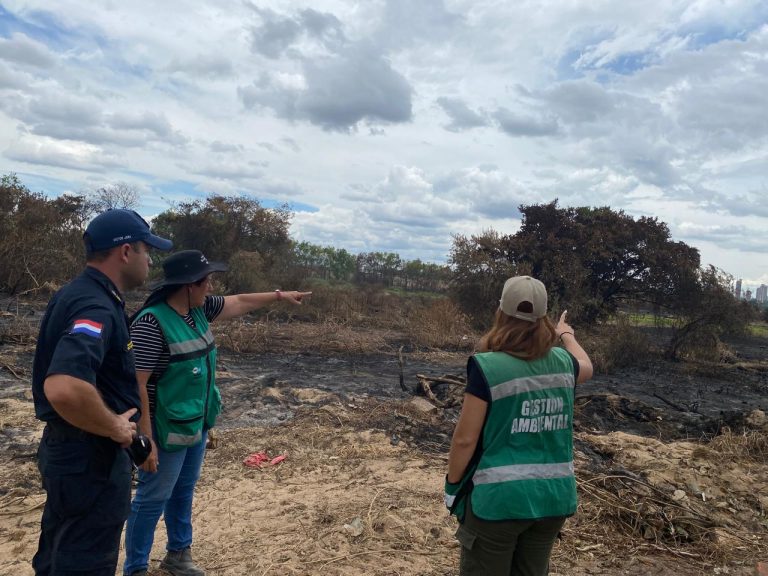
[{"xmin": 735, "ymin": 278, "xmax": 767, "ymax": 300}]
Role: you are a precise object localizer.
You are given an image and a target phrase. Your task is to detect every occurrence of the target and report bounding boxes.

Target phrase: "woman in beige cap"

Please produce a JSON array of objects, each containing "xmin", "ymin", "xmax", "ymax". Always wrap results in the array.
[{"xmin": 444, "ymin": 276, "xmax": 593, "ymax": 576}]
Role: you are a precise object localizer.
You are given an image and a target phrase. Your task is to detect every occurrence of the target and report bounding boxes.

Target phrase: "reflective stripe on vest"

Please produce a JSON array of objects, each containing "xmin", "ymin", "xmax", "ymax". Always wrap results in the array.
[
  {"xmin": 473, "ymin": 460, "xmax": 574, "ymax": 485},
  {"xmin": 166, "ymin": 430, "xmax": 203, "ymax": 447},
  {"xmin": 167, "ymin": 330, "xmax": 215, "ymax": 357},
  {"xmin": 491, "ymin": 372, "xmax": 574, "ymax": 401}
]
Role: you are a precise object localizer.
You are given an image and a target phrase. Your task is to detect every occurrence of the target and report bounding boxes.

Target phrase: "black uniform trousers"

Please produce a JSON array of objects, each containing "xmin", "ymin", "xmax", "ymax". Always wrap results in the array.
[{"xmin": 33, "ymin": 422, "xmax": 132, "ymax": 576}]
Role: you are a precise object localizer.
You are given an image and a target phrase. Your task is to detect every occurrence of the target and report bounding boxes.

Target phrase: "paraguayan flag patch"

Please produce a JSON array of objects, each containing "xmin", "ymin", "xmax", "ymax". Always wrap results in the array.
[{"xmin": 71, "ymin": 319, "xmax": 104, "ymax": 338}]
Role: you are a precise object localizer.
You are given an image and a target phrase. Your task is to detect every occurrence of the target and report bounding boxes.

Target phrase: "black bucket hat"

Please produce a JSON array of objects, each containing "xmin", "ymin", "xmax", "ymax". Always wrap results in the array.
[{"xmin": 152, "ymin": 250, "xmax": 228, "ymax": 288}]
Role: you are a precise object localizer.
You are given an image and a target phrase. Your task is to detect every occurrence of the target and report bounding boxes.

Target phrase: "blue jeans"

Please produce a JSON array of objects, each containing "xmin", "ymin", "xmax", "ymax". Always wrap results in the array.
[{"xmin": 123, "ymin": 430, "xmax": 207, "ymax": 575}]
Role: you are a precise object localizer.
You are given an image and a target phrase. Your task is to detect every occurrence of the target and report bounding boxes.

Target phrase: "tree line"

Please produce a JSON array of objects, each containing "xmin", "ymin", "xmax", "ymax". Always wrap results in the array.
[
  {"xmin": 449, "ymin": 201, "xmax": 761, "ymax": 357},
  {"xmin": 0, "ymin": 174, "xmax": 450, "ymax": 296},
  {"xmin": 1, "ymin": 174, "xmax": 761, "ymax": 357}
]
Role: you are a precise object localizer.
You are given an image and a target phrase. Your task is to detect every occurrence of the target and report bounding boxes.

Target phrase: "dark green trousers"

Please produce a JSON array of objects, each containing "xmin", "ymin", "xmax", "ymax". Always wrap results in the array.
[{"xmin": 456, "ymin": 496, "xmax": 566, "ymax": 576}]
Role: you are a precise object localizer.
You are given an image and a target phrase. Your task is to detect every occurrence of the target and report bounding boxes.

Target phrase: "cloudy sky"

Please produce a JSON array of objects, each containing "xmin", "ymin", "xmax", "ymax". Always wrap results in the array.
[{"xmin": 1, "ymin": 0, "xmax": 767, "ymax": 289}]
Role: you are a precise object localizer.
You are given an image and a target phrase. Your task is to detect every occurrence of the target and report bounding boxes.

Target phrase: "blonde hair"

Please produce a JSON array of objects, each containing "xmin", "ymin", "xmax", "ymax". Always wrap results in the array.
[{"xmin": 477, "ymin": 308, "xmax": 557, "ymax": 360}]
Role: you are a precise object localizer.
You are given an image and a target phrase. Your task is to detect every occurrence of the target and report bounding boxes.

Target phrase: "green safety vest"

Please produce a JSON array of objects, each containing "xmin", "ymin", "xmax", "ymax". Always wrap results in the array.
[
  {"xmin": 466, "ymin": 348, "xmax": 577, "ymax": 521},
  {"xmin": 135, "ymin": 303, "xmax": 221, "ymax": 452}
]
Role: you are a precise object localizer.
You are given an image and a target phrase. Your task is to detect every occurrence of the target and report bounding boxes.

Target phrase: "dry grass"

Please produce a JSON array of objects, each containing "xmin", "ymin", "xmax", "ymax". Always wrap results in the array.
[
  {"xmin": 2, "ymin": 394, "xmax": 767, "ymax": 574},
  {"xmin": 293, "ymin": 284, "xmax": 398, "ymax": 326},
  {"xmin": 190, "ymin": 401, "xmax": 456, "ymax": 576},
  {"xmin": 199, "ymin": 401, "xmax": 768, "ymax": 573},
  {"xmin": 573, "ymin": 472, "xmax": 722, "ymax": 559},
  {"xmin": 706, "ymin": 427, "xmax": 768, "ymax": 463},
  {"xmin": 0, "ymin": 312, "xmax": 37, "ymax": 346},
  {"xmin": 401, "ymin": 298, "xmax": 476, "ymax": 351},
  {"xmin": 566, "ymin": 430, "xmax": 768, "ymax": 569},
  {"xmin": 587, "ymin": 318, "xmax": 653, "ymax": 374},
  {"xmin": 213, "ymin": 294, "xmax": 479, "ymax": 356},
  {"xmin": 213, "ymin": 317, "xmax": 394, "ymax": 355}
]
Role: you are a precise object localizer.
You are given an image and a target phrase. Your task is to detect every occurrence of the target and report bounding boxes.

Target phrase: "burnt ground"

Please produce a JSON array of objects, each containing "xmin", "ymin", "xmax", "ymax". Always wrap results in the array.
[
  {"xmin": 2, "ymin": 330, "xmax": 768, "ymax": 458},
  {"xmin": 211, "ymin": 331, "xmax": 768, "ymax": 447},
  {"xmin": 3, "ymin": 294, "xmax": 766, "ymax": 447},
  {"xmin": 2, "ymin": 308, "xmax": 768, "ymax": 574},
  {"xmin": 214, "ymin": 351, "xmax": 463, "ymax": 430},
  {"xmin": 575, "ymin": 333, "xmax": 768, "ymax": 441}
]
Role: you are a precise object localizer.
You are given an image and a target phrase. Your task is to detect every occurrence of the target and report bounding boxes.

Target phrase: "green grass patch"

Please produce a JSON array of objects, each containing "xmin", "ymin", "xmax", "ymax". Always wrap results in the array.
[
  {"xmin": 385, "ymin": 286, "xmax": 445, "ymax": 299},
  {"xmin": 749, "ymin": 322, "xmax": 768, "ymax": 338},
  {"xmin": 613, "ymin": 312, "xmax": 675, "ymax": 328}
]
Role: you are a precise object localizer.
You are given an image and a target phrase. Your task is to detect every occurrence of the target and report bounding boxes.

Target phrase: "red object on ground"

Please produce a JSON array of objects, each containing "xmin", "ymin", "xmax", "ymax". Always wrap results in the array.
[
  {"xmin": 756, "ymin": 562, "xmax": 768, "ymax": 576},
  {"xmin": 243, "ymin": 452, "xmax": 288, "ymax": 467},
  {"xmin": 243, "ymin": 451, "xmax": 269, "ymax": 467}
]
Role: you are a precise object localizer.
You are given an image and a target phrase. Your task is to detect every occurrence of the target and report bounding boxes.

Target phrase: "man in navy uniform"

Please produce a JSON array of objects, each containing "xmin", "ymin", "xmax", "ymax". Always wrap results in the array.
[{"xmin": 31, "ymin": 209, "xmax": 172, "ymax": 575}]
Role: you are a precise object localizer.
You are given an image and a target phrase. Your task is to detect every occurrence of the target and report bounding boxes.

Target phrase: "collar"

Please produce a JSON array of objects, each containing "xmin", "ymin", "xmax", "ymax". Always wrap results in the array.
[{"xmin": 84, "ymin": 266, "xmax": 125, "ymax": 308}]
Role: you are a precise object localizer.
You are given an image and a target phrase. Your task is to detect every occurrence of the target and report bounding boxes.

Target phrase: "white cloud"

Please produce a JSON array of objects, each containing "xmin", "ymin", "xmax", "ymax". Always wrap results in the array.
[
  {"xmin": 5, "ymin": 134, "xmax": 120, "ymax": 171},
  {"xmin": 0, "ymin": 0, "xmax": 765, "ymax": 281},
  {"xmin": 0, "ymin": 33, "xmax": 57, "ymax": 68}
]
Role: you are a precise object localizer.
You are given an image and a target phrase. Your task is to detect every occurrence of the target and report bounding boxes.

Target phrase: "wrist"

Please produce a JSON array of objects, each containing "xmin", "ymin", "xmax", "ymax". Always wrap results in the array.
[
  {"xmin": 559, "ymin": 331, "xmax": 574, "ymax": 338},
  {"xmin": 445, "ymin": 474, "xmax": 462, "ymax": 489},
  {"xmin": 275, "ymin": 289, "xmax": 282, "ymax": 302}
]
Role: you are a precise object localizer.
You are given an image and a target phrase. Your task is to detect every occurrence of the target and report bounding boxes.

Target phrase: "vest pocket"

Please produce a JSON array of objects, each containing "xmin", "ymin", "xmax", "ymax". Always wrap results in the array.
[{"xmin": 156, "ymin": 397, "xmax": 205, "ymax": 451}]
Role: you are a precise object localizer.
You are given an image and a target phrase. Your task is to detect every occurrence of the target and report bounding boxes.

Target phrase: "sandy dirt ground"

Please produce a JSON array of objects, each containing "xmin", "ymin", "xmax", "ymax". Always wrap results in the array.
[{"xmin": 1, "ymin": 321, "xmax": 768, "ymax": 575}]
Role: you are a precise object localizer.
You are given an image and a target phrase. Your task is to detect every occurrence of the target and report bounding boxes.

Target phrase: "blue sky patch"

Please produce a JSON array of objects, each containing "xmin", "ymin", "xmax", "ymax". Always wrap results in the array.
[
  {"xmin": 0, "ymin": 5, "xmax": 76, "ymax": 51},
  {"xmin": 263, "ymin": 199, "xmax": 318, "ymax": 213},
  {"xmin": 555, "ymin": 49, "xmax": 588, "ymax": 81},
  {"xmin": 13, "ymin": 171, "xmax": 74, "ymax": 198}
]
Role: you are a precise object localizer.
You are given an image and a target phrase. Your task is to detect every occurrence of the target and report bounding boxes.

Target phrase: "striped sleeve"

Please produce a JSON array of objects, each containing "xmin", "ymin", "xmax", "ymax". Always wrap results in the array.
[
  {"xmin": 131, "ymin": 314, "xmax": 168, "ymax": 373},
  {"xmin": 204, "ymin": 295, "xmax": 225, "ymax": 322},
  {"xmin": 130, "ymin": 313, "xmax": 171, "ymax": 415}
]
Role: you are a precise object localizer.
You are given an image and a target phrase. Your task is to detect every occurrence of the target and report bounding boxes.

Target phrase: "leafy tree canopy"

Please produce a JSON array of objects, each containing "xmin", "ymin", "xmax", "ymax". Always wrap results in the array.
[
  {"xmin": 152, "ymin": 195, "xmax": 292, "ymax": 266},
  {"xmin": 0, "ymin": 174, "xmax": 87, "ymax": 294},
  {"xmin": 450, "ymin": 200, "xmax": 702, "ymax": 323}
]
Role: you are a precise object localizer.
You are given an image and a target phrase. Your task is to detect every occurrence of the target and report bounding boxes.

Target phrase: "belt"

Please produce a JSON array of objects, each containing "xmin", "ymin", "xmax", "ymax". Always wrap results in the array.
[{"xmin": 45, "ymin": 420, "xmax": 91, "ymax": 441}]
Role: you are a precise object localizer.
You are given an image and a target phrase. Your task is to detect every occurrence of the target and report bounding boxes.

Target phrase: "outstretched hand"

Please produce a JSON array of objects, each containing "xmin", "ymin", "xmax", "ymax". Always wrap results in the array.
[
  {"xmin": 280, "ymin": 291, "xmax": 312, "ymax": 305},
  {"xmin": 555, "ymin": 310, "xmax": 574, "ymax": 338}
]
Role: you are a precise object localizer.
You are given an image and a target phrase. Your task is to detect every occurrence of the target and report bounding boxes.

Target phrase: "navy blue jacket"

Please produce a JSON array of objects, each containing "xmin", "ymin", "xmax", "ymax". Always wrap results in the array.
[{"xmin": 32, "ymin": 267, "xmax": 140, "ymax": 422}]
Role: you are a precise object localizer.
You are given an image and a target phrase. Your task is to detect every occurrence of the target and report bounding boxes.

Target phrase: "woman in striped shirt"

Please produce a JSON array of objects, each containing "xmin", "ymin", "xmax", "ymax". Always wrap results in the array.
[{"xmin": 122, "ymin": 249, "xmax": 310, "ymax": 576}]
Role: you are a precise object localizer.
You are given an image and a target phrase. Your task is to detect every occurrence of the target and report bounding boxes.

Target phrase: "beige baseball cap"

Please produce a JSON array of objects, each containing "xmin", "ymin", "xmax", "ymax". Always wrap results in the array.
[{"xmin": 499, "ymin": 276, "xmax": 548, "ymax": 321}]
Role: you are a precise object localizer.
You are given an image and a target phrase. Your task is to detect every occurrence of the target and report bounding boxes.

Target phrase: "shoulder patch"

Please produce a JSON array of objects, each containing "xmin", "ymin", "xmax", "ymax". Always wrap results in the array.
[{"xmin": 71, "ymin": 319, "xmax": 104, "ymax": 338}]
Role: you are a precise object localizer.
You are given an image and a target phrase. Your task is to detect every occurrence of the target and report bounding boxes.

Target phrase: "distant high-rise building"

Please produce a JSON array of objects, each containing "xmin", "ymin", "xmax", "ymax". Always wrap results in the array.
[
  {"xmin": 757, "ymin": 284, "xmax": 768, "ymax": 304},
  {"xmin": 735, "ymin": 278, "xmax": 742, "ymax": 299},
  {"xmin": 745, "ymin": 289, "xmax": 752, "ymax": 301}
]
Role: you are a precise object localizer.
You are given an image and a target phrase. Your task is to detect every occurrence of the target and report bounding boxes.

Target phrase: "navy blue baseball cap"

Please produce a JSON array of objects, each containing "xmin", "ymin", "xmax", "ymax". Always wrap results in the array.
[{"xmin": 83, "ymin": 209, "xmax": 173, "ymax": 254}]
